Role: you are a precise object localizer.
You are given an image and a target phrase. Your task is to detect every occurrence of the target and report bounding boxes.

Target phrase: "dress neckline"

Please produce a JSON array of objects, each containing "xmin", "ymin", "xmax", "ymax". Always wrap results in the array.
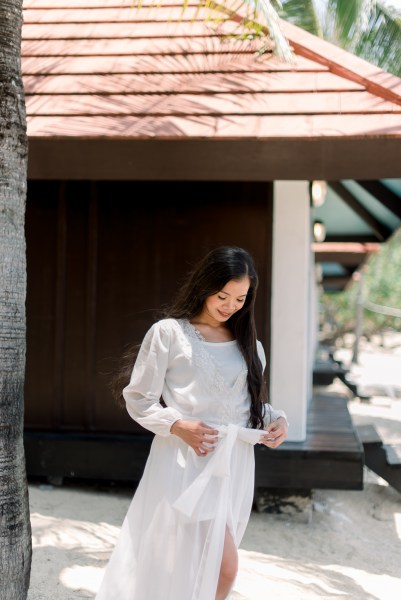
[
  {"xmin": 178, "ymin": 318, "xmax": 247, "ymax": 398},
  {"xmin": 187, "ymin": 320, "xmax": 236, "ymax": 344},
  {"xmin": 201, "ymin": 339, "xmax": 237, "ymax": 347}
]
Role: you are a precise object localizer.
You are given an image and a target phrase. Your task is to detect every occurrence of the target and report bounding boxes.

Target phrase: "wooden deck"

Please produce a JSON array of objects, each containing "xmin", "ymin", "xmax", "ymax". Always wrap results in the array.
[
  {"xmin": 25, "ymin": 391, "xmax": 363, "ymax": 490},
  {"xmin": 255, "ymin": 391, "xmax": 364, "ymax": 490}
]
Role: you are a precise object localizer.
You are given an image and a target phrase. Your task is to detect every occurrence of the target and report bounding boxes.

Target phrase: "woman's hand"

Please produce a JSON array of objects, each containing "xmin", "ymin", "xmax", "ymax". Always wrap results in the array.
[
  {"xmin": 260, "ymin": 416, "xmax": 288, "ymax": 448},
  {"xmin": 170, "ymin": 420, "xmax": 219, "ymax": 457}
]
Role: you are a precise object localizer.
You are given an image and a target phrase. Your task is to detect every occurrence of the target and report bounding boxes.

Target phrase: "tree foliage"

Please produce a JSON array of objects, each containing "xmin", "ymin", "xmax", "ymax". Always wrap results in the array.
[
  {"xmin": 320, "ymin": 227, "xmax": 401, "ymax": 341},
  {"xmin": 276, "ymin": 0, "xmax": 401, "ymax": 76}
]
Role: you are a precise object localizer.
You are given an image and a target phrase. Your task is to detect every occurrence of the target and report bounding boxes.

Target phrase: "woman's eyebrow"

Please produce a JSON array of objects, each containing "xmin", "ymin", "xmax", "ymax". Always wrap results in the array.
[{"xmin": 220, "ymin": 291, "xmax": 248, "ymax": 298}]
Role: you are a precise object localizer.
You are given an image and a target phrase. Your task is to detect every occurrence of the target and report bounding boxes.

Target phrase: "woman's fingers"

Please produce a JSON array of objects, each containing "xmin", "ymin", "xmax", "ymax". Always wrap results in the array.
[
  {"xmin": 195, "ymin": 443, "xmax": 213, "ymax": 456},
  {"xmin": 200, "ymin": 423, "xmax": 219, "ymax": 436},
  {"xmin": 262, "ymin": 419, "xmax": 288, "ymax": 448},
  {"xmin": 198, "ymin": 423, "xmax": 219, "ymax": 449},
  {"xmin": 261, "ymin": 433, "xmax": 284, "ymax": 447},
  {"xmin": 171, "ymin": 421, "xmax": 219, "ymax": 456},
  {"xmin": 195, "ymin": 439, "xmax": 216, "ymax": 456},
  {"xmin": 191, "ymin": 423, "xmax": 218, "ymax": 456}
]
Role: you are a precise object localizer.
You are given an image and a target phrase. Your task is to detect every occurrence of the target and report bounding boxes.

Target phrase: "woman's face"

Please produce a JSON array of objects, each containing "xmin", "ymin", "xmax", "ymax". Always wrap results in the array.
[{"xmin": 203, "ymin": 276, "xmax": 250, "ymax": 323}]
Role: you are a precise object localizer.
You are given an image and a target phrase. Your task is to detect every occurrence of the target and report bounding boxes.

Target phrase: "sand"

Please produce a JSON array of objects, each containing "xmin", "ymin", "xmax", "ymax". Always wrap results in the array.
[{"xmin": 27, "ymin": 341, "xmax": 401, "ymax": 600}]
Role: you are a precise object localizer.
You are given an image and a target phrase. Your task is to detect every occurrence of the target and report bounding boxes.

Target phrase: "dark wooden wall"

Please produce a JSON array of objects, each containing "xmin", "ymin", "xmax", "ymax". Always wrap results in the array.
[{"xmin": 25, "ymin": 180, "xmax": 273, "ymax": 435}]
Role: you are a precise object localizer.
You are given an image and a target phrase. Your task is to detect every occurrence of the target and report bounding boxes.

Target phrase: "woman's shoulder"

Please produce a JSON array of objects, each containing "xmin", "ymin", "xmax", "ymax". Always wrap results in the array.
[
  {"xmin": 148, "ymin": 318, "xmax": 193, "ymax": 350},
  {"xmin": 139, "ymin": 318, "xmax": 182, "ymax": 351},
  {"xmin": 153, "ymin": 317, "xmax": 180, "ymax": 329},
  {"xmin": 148, "ymin": 317, "xmax": 183, "ymax": 337}
]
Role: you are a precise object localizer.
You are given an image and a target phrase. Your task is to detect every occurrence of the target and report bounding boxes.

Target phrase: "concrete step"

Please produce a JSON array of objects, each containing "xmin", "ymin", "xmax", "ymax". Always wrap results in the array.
[
  {"xmin": 337, "ymin": 372, "xmax": 372, "ymax": 401},
  {"xmin": 355, "ymin": 424, "xmax": 401, "ymax": 493},
  {"xmin": 384, "ymin": 444, "xmax": 401, "ymax": 467},
  {"xmin": 356, "ymin": 424, "xmax": 382, "ymax": 445}
]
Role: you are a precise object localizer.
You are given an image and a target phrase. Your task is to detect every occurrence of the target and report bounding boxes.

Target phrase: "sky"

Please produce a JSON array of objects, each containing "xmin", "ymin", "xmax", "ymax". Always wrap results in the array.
[
  {"xmin": 385, "ymin": 0, "xmax": 401, "ymax": 8},
  {"xmin": 314, "ymin": 0, "xmax": 401, "ymax": 11}
]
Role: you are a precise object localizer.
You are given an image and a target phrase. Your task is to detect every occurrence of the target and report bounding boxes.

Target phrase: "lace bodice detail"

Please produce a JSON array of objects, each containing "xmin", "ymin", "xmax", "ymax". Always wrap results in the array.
[{"xmin": 178, "ymin": 319, "xmax": 248, "ymax": 399}]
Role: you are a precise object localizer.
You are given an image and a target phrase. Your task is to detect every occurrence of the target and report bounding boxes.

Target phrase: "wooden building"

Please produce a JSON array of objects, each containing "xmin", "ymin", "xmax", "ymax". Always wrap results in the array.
[{"xmin": 22, "ymin": 0, "xmax": 401, "ymax": 491}]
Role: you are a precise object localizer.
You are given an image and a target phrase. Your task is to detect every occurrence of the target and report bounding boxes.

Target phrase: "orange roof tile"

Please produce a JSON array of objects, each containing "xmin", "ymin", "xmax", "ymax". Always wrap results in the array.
[{"xmin": 22, "ymin": 1, "xmax": 401, "ymax": 146}]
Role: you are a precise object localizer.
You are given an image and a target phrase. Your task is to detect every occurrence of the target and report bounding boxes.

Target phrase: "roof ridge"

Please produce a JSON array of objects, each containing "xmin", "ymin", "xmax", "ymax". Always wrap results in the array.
[
  {"xmin": 210, "ymin": 2, "xmax": 401, "ymax": 107},
  {"xmin": 280, "ymin": 20, "xmax": 401, "ymax": 108}
]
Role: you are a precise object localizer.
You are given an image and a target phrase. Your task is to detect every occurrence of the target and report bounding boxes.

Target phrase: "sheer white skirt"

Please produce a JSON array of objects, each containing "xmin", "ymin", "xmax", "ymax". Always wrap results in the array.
[{"xmin": 95, "ymin": 425, "xmax": 261, "ymax": 600}]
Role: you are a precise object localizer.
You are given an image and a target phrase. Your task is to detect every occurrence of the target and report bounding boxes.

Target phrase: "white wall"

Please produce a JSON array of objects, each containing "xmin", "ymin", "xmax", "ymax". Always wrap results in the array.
[
  {"xmin": 308, "ymin": 255, "xmax": 320, "ymax": 402},
  {"xmin": 270, "ymin": 181, "xmax": 312, "ymax": 441}
]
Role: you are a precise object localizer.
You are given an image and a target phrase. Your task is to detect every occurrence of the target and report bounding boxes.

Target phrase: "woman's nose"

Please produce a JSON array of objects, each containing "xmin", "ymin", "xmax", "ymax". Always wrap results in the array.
[{"xmin": 225, "ymin": 300, "xmax": 237, "ymax": 310}]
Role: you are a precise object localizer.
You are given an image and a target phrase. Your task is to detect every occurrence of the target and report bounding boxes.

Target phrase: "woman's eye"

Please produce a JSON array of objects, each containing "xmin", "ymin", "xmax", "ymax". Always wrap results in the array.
[{"xmin": 217, "ymin": 295, "xmax": 245, "ymax": 302}]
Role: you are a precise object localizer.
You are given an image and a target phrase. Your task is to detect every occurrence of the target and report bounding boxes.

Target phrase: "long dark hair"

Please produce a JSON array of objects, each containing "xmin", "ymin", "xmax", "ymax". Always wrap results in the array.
[
  {"xmin": 163, "ymin": 246, "xmax": 267, "ymax": 429},
  {"xmin": 112, "ymin": 246, "xmax": 267, "ymax": 429}
]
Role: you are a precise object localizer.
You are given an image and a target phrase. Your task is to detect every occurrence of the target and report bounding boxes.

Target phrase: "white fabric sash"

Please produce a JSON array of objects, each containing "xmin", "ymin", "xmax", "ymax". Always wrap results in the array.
[{"xmin": 172, "ymin": 424, "xmax": 263, "ymax": 519}]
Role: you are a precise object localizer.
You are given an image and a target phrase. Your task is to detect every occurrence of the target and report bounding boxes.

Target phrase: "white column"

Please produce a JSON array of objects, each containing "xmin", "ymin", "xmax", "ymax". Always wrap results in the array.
[
  {"xmin": 308, "ymin": 256, "xmax": 320, "ymax": 401},
  {"xmin": 270, "ymin": 181, "xmax": 312, "ymax": 441}
]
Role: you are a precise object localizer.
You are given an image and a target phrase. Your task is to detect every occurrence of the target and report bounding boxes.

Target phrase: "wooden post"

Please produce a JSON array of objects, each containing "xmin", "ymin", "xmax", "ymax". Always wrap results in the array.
[{"xmin": 352, "ymin": 270, "xmax": 364, "ymax": 364}]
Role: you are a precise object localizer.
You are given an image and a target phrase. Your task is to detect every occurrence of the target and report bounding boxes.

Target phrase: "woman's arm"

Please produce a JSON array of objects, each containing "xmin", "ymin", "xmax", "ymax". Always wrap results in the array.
[{"xmin": 123, "ymin": 322, "xmax": 183, "ymax": 436}]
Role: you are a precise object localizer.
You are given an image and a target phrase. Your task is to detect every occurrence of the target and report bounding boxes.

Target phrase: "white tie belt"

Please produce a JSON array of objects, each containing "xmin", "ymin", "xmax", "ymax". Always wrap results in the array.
[{"xmin": 172, "ymin": 424, "xmax": 263, "ymax": 520}]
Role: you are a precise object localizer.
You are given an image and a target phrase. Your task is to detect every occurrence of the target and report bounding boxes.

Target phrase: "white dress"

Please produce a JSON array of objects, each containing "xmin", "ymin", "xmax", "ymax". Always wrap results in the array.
[{"xmin": 95, "ymin": 318, "xmax": 287, "ymax": 600}]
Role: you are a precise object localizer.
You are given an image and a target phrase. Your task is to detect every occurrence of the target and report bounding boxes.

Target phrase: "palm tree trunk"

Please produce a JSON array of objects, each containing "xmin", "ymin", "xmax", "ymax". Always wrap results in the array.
[{"xmin": 0, "ymin": 0, "xmax": 31, "ymax": 598}]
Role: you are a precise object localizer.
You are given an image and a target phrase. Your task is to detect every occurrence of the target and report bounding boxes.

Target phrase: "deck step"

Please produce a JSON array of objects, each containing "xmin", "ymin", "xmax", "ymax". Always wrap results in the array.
[
  {"xmin": 313, "ymin": 355, "xmax": 348, "ymax": 386},
  {"xmin": 384, "ymin": 444, "xmax": 401, "ymax": 467},
  {"xmin": 355, "ymin": 424, "xmax": 401, "ymax": 493},
  {"xmin": 338, "ymin": 372, "xmax": 371, "ymax": 400},
  {"xmin": 356, "ymin": 424, "xmax": 383, "ymax": 445},
  {"xmin": 256, "ymin": 393, "xmax": 363, "ymax": 491}
]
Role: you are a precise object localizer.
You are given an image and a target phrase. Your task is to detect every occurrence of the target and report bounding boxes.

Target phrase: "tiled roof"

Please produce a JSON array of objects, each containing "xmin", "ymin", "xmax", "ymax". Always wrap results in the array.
[{"xmin": 22, "ymin": 0, "xmax": 401, "ymax": 140}]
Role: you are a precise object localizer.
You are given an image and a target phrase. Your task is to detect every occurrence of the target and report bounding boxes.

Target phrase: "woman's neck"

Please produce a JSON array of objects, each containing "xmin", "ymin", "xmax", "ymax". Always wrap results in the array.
[{"xmin": 190, "ymin": 317, "xmax": 234, "ymax": 342}]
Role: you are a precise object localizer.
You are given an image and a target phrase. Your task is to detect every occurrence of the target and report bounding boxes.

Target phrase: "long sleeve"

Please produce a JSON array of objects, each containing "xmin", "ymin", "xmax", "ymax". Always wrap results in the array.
[
  {"xmin": 256, "ymin": 340, "xmax": 289, "ymax": 427},
  {"xmin": 122, "ymin": 321, "xmax": 183, "ymax": 436}
]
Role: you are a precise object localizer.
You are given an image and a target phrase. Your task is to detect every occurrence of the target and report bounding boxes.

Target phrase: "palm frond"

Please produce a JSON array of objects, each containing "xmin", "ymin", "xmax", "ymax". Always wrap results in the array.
[
  {"xmin": 355, "ymin": 3, "xmax": 401, "ymax": 76},
  {"xmin": 277, "ymin": 0, "xmax": 323, "ymax": 36},
  {"xmin": 248, "ymin": 0, "xmax": 294, "ymax": 60},
  {"xmin": 200, "ymin": 0, "xmax": 294, "ymax": 60},
  {"xmin": 325, "ymin": 0, "xmax": 376, "ymax": 49},
  {"xmin": 130, "ymin": 0, "xmax": 294, "ymax": 62}
]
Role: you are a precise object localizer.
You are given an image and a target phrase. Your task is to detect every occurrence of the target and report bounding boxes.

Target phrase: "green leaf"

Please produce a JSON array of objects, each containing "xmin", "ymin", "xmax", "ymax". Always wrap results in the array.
[
  {"xmin": 278, "ymin": 0, "xmax": 323, "ymax": 36},
  {"xmin": 355, "ymin": 3, "xmax": 401, "ymax": 76},
  {"xmin": 278, "ymin": 0, "xmax": 401, "ymax": 76},
  {"xmin": 325, "ymin": 0, "xmax": 375, "ymax": 48}
]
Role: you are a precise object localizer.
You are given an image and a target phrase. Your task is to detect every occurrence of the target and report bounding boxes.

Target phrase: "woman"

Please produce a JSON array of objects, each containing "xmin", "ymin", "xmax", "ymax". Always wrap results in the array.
[{"xmin": 96, "ymin": 246, "xmax": 288, "ymax": 600}]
